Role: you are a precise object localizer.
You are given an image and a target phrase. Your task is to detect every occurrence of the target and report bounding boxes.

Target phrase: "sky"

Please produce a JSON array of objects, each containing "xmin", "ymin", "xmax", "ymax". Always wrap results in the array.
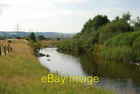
[{"xmin": 0, "ymin": 0, "xmax": 139, "ymax": 33}]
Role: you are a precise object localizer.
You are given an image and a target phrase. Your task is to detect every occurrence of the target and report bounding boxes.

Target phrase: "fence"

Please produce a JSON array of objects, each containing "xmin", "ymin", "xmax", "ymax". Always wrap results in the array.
[{"xmin": 0, "ymin": 40, "xmax": 13, "ymax": 56}]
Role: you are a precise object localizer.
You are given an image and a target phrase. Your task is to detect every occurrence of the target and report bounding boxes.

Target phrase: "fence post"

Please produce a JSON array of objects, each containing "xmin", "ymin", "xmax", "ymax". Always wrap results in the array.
[{"xmin": 0, "ymin": 40, "xmax": 12, "ymax": 56}]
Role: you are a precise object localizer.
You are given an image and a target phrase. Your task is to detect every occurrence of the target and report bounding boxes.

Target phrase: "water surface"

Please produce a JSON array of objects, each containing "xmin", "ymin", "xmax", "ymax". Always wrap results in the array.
[
  {"xmin": 38, "ymin": 48, "xmax": 140, "ymax": 94},
  {"xmin": 38, "ymin": 48, "xmax": 86, "ymax": 76}
]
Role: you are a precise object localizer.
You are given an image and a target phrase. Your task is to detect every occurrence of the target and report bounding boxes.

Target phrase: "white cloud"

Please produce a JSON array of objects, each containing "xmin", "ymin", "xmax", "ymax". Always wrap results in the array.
[
  {"xmin": 51, "ymin": 0, "xmax": 87, "ymax": 4},
  {"xmin": 0, "ymin": 0, "xmax": 139, "ymax": 33}
]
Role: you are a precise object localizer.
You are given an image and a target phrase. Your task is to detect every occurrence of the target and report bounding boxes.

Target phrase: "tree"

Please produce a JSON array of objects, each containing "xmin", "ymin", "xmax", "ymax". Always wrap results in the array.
[
  {"xmin": 92, "ymin": 15, "xmax": 110, "ymax": 30},
  {"xmin": 81, "ymin": 19, "xmax": 93, "ymax": 33},
  {"xmin": 81, "ymin": 15, "xmax": 110, "ymax": 33},
  {"xmin": 99, "ymin": 20, "xmax": 133, "ymax": 43},
  {"xmin": 134, "ymin": 17, "xmax": 140, "ymax": 31},
  {"xmin": 29, "ymin": 32, "xmax": 37, "ymax": 42},
  {"xmin": 122, "ymin": 12, "xmax": 131, "ymax": 22},
  {"xmin": 113, "ymin": 16, "xmax": 120, "ymax": 22},
  {"xmin": 38, "ymin": 35, "xmax": 46, "ymax": 40}
]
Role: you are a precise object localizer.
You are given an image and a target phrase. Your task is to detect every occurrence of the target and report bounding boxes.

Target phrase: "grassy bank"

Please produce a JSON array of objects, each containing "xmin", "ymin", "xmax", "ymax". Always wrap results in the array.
[{"xmin": 0, "ymin": 39, "xmax": 115, "ymax": 94}]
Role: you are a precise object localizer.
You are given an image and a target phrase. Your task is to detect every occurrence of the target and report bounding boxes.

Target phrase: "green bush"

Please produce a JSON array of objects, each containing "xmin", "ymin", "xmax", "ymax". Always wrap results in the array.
[
  {"xmin": 132, "ymin": 36, "xmax": 140, "ymax": 61},
  {"xmin": 99, "ymin": 46, "xmax": 133, "ymax": 62},
  {"xmin": 105, "ymin": 31, "xmax": 140, "ymax": 47},
  {"xmin": 57, "ymin": 31, "xmax": 99, "ymax": 55},
  {"xmin": 99, "ymin": 20, "xmax": 132, "ymax": 43},
  {"xmin": 101, "ymin": 31, "xmax": 140, "ymax": 62}
]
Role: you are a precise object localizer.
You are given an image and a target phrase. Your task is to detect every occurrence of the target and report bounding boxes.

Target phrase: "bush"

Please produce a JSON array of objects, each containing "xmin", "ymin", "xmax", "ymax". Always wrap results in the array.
[
  {"xmin": 132, "ymin": 36, "xmax": 140, "ymax": 61},
  {"xmin": 100, "ymin": 31, "xmax": 140, "ymax": 62},
  {"xmin": 105, "ymin": 31, "xmax": 140, "ymax": 47},
  {"xmin": 99, "ymin": 20, "xmax": 132, "ymax": 43},
  {"xmin": 99, "ymin": 46, "xmax": 133, "ymax": 62},
  {"xmin": 57, "ymin": 31, "xmax": 99, "ymax": 55}
]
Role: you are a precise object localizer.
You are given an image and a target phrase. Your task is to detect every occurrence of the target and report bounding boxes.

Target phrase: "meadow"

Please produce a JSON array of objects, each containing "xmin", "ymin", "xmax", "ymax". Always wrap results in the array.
[{"xmin": 0, "ymin": 39, "xmax": 115, "ymax": 94}]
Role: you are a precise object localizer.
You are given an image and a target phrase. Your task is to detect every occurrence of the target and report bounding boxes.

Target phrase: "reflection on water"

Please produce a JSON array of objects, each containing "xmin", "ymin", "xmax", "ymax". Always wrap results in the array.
[
  {"xmin": 38, "ymin": 48, "xmax": 140, "ymax": 94},
  {"xmin": 38, "ymin": 48, "xmax": 86, "ymax": 76},
  {"xmin": 79, "ymin": 55, "xmax": 140, "ymax": 94}
]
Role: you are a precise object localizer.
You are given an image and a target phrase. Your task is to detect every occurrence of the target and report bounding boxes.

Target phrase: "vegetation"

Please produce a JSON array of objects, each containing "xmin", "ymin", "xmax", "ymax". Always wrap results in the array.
[
  {"xmin": 0, "ymin": 39, "xmax": 115, "ymax": 94},
  {"xmin": 38, "ymin": 35, "xmax": 47, "ymax": 40},
  {"xmin": 1, "ymin": 12, "xmax": 140, "ymax": 94},
  {"xmin": 57, "ymin": 12, "xmax": 140, "ymax": 62},
  {"xmin": 29, "ymin": 32, "xmax": 37, "ymax": 42},
  {"xmin": 81, "ymin": 15, "xmax": 110, "ymax": 33},
  {"xmin": 27, "ymin": 33, "xmax": 59, "ymax": 56}
]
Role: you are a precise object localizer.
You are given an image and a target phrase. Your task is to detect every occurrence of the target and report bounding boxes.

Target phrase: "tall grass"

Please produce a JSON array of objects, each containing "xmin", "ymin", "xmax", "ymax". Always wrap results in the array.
[
  {"xmin": 0, "ymin": 39, "xmax": 116, "ymax": 94},
  {"xmin": 98, "ymin": 45, "xmax": 133, "ymax": 62},
  {"xmin": 97, "ymin": 31, "xmax": 140, "ymax": 62}
]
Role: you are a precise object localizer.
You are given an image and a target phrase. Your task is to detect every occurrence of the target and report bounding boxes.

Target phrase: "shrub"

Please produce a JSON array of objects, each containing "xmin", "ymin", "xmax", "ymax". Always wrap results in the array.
[
  {"xmin": 102, "ymin": 31, "xmax": 140, "ymax": 62},
  {"xmin": 105, "ymin": 31, "xmax": 140, "ymax": 47},
  {"xmin": 99, "ymin": 20, "xmax": 132, "ymax": 43},
  {"xmin": 99, "ymin": 46, "xmax": 133, "ymax": 62},
  {"xmin": 132, "ymin": 36, "xmax": 140, "ymax": 61}
]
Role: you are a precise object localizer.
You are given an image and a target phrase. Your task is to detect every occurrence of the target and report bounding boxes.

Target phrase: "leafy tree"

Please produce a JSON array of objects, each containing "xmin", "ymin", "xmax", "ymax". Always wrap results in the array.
[
  {"xmin": 92, "ymin": 15, "xmax": 110, "ymax": 30},
  {"xmin": 134, "ymin": 17, "xmax": 140, "ymax": 31},
  {"xmin": 81, "ymin": 15, "xmax": 110, "ymax": 33},
  {"xmin": 29, "ymin": 32, "xmax": 37, "ymax": 42},
  {"xmin": 81, "ymin": 19, "xmax": 94, "ymax": 33},
  {"xmin": 99, "ymin": 20, "xmax": 133, "ymax": 43},
  {"xmin": 122, "ymin": 12, "xmax": 131, "ymax": 22},
  {"xmin": 38, "ymin": 35, "xmax": 46, "ymax": 40},
  {"xmin": 113, "ymin": 16, "xmax": 120, "ymax": 22}
]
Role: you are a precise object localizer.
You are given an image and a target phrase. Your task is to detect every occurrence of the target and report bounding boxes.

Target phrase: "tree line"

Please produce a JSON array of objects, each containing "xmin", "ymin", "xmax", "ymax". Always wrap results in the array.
[{"xmin": 57, "ymin": 12, "xmax": 140, "ymax": 62}]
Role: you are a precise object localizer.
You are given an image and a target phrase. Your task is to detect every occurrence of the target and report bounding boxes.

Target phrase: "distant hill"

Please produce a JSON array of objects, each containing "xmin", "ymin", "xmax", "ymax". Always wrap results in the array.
[{"xmin": 0, "ymin": 32, "xmax": 74, "ymax": 39}]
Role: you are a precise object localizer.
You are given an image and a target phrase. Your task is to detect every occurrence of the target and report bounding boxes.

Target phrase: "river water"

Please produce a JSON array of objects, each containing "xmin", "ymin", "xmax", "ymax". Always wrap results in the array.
[{"xmin": 38, "ymin": 48, "xmax": 140, "ymax": 94}]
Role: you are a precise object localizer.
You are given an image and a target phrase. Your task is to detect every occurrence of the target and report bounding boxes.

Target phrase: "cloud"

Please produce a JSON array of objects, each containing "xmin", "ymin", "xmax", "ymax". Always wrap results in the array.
[
  {"xmin": 51, "ymin": 0, "xmax": 87, "ymax": 4},
  {"xmin": 0, "ymin": 3, "xmax": 9, "ymax": 14},
  {"xmin": 0, "ymin": 0, "xmax": 139, "ymax": 33}
]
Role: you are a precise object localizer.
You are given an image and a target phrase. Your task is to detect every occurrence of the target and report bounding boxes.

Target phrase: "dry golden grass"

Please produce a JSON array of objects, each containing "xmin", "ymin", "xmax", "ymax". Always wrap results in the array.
[
  {"xmin": 0, "ymin": 39, "xmax": 116, "ymax": 94},
  {"xmin": 40, "ymin": 40, "xmax": 59, "ymax": 47},
  {"xmin": 0, "ymin": 39, "xmax": 48, "ymax": 86}
]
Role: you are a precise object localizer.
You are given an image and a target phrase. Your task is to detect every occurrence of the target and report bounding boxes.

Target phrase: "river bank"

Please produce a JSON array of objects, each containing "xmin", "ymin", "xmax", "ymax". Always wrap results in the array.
[{"xmin": 0, "ymin": 39, "xmax": 115, "ymax": 94}]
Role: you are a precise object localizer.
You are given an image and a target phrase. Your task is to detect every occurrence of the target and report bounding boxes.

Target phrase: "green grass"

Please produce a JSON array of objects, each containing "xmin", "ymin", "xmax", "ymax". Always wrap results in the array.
[
  {"xmin": 98, "ymin": 45, "xmax": 133, "ymax": 62},
  {"xmin": 0, "ymin": 39, "xmax": 116, "ymax": 94},
  {"xmin": 99, "ymin": 31, "xmax": 140, "ymax": 62}
]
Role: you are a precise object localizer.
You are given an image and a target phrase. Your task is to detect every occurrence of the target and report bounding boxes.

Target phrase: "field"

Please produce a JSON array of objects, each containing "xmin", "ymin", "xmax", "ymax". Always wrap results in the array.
[{"xmin": 0, "ymin": 39, "xmax": 115, "ymax": 94}]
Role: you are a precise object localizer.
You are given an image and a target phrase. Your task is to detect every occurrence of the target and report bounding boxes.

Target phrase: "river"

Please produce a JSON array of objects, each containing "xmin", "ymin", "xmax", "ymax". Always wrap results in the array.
[{"xmin": 38, "ymin": 48, "xmax": 140, "ymax": 94}]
